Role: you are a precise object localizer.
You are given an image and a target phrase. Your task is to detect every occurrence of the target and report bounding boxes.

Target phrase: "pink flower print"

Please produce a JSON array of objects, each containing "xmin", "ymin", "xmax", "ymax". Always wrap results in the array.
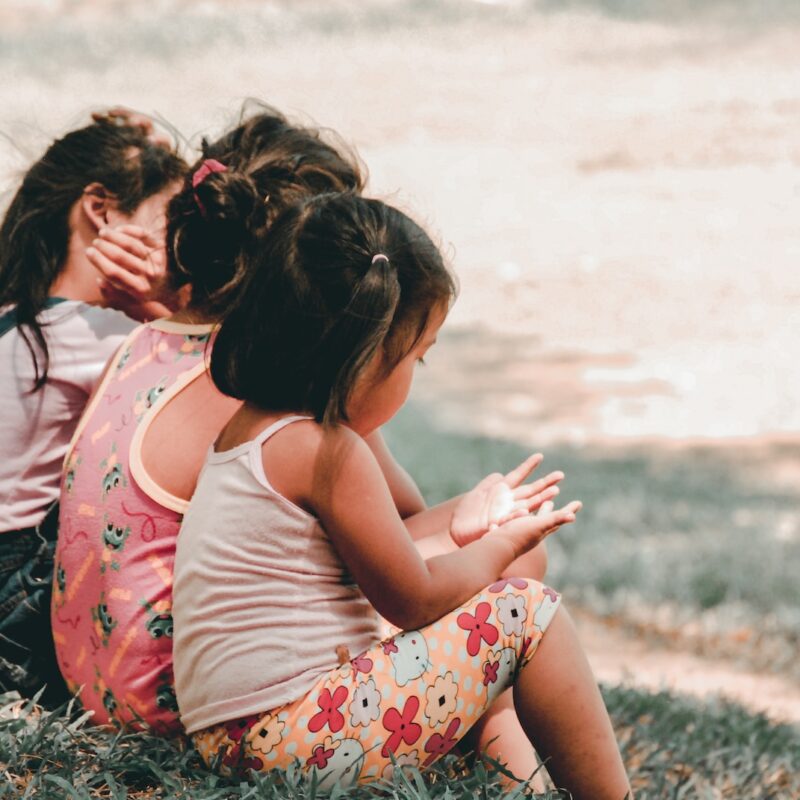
[
  {"xmin": 488, "ymin": 577, "xmax": 528, "ymax": 593},
  {"xmin": 351, "ymin": 654, "xmax": 373, "ymax": 675},
  {"xmin": 457, "ymin": 602, "xmax": 499, "ymax": 656},
  {"xmin": 422, "ymin": 717, "xmax": 462, "ymax": 766},
  {"xmin": 543, "ymin": 586, "xmax": 559, "ymax": 603},
  {"xmin": 381, "ymin": 696, "xmax": 422, "ymax": 757},
  {"xmin": 222, "ymin": 742, "xmax": 263, "ymax": 773},
  {"xmin": 308, "ymin": 686, "xmax": 349, "ymax": 733},
  {"xmin": 483, "ymin": 657, "xmax": 500, "ymax": 686},
  {"xmin": 382, "ymin": 638, "xmax": 399, "ymax": 655},
  {"xmin": 519, "ymin": 635, "xmax": 533, "ymax": 665},
  {"xmin": 307, "ymin": 743, "xmax": 335, "ymax": 769},
  {"xmin": 224, "ymin": 714, "xmax": 259, "ymax": 742}
]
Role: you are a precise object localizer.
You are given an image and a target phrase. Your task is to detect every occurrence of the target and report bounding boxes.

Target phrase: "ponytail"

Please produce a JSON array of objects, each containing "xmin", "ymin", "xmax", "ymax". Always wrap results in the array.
[{"xmin": 210, "ymin": 193, "xmax": 456, "ymax": 426}]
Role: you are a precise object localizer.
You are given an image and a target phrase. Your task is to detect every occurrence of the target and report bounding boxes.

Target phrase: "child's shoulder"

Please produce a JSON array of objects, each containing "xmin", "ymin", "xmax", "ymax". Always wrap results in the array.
[
  {"xmin": 256, "ymin": 416, "xmax": 373, "ymax": 514},
  {"xmin": 261, "ymin": 417, "xmax": 367, "ymax": 465},
  {"xmin": 219, "ymin": 409, "xmax": 367, "ymax": 463}
]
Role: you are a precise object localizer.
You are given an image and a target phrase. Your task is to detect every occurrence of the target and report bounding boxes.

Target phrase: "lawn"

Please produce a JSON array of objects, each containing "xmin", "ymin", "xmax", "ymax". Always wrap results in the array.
[{"xmin": 3, "ymin": 684, "xmax": 798, "ymax": 799}]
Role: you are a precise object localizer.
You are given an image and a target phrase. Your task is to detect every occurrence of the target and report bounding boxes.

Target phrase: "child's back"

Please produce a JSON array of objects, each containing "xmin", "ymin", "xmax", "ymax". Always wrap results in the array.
[
  {"xmin": 53, "ymin": 319, "xmax": 214, "ymax": 732},
  {"xmin": 174, "ymin": 415, "xmax": 380, "ymax": 732}
]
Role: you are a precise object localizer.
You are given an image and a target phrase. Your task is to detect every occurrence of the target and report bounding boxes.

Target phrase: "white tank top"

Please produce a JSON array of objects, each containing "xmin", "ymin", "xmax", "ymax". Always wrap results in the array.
[
  {"xmin": 0, "ymin": 300, "xmax": 136, "ymax": 531},
  {"xmin": 173, "ymin": 415, "xmax": 381, "ymax": 733}
]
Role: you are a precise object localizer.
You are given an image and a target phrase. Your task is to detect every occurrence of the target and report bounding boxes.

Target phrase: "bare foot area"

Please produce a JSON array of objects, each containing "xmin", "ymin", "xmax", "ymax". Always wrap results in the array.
[{"xmin": 574, "ymin": 609, "xmax": 800, "ymax": 724}]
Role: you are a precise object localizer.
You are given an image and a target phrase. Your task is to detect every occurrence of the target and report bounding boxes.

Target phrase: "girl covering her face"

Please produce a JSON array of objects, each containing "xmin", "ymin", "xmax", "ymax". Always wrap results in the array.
[{"xmin": 0, "ymin": 113, "xmax": 186, "ymax": 704}]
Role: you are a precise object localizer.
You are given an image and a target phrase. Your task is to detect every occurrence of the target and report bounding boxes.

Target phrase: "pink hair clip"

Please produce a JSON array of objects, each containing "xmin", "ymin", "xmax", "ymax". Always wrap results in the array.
[{"xmin": 192, "ymin": 158, "xmax": 227, "ymax": 218}]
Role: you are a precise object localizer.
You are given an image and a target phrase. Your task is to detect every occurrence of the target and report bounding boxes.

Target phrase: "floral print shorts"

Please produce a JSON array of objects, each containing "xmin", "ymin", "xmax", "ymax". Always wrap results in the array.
[{"xmin": 192, "ymin": 578, "xmax": 561, "ymax": 789}]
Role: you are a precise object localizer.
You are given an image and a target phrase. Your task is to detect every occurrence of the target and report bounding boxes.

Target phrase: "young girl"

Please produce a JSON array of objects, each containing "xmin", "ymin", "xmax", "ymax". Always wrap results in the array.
[
  {"xmin": 172, "ymin": 193, "xmax": 632, "ymax": 799},
  {"xmin": 51, "ymin": 107, "xmax": 368, "ymax": 734},
  {"xmin": 0, "ymin": 114, "xmax": 185, "ymax": 703}
]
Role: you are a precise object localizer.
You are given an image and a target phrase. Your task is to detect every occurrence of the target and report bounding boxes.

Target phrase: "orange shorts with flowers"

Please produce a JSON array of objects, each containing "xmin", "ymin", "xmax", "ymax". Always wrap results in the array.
[{"xmin": 192, "ymin": 578, "xmax": 561, "ymax": 789}]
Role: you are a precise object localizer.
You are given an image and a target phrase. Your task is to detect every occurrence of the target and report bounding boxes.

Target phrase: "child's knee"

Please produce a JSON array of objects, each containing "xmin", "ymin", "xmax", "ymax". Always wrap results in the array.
[{"xmin": 501, "ymin": 542, "xmax": 548, "ymax": 582}]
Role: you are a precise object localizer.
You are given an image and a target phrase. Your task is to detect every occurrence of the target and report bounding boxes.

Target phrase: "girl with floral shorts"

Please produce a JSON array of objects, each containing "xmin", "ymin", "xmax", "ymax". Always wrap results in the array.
[{"xmin": 173, "ymin": 192, "xmax": 632, "ymax": 799}]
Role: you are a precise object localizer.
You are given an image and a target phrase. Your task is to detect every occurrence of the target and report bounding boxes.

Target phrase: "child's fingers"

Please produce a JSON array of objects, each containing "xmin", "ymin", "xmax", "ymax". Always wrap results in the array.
[
  {"xmin": 496, "ymin": 499, "xmax": 582, "ymax": 545},
  {"xmin": 536, "ymin": 500, "xmax": 555, "ymax": 516},
  {"xmin": 543, "ymin": 500, "xmax": 582, "ymax": 529},
  {"xmin": 97, "ymin": 227, "xmax": 153, "ymax": 261},
  {"xmin": 511, "ymin": 470, "xmax": 564, "ymax": 501},
  {"xmin": 111, "ymin": 224, "xmax": 163, "ymax": 250},
  {"xmin": 88, "ymin": 248, "xmax": 151, "ymax": 297},
  {"xmin": 501, "ymin": 485, "xmax": 560, "ymax": 522},
  {"xmin": 98, "ymin": 227, "xmax": 166, "ymax": 276},
  {"xmin": 503, "ymin": 453, "xmax": 543, "ymax": 488},
  {"xmin": 491, "ymin": 484, "xmax": 558, "ymax": 527},
  {"xmin": 90, "ymin": 241, "xmax": 154, "ymax": 286},
  {"xmin": 92, "ymin": 237, "xmax": 162, "ymax": 281},
  {"xmin": 94, "ymin": 106, "xmax": 155, "ymax": 133},
  {"xmin": 521, "ymin": 484, "xmax": 560, "ymax": 514}
]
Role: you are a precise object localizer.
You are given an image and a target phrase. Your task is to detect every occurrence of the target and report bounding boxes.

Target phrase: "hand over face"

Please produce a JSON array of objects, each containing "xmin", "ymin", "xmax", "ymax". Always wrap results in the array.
[{"xmin": 89, "ymin": 225, "xmax": 178, "ymax": 319}]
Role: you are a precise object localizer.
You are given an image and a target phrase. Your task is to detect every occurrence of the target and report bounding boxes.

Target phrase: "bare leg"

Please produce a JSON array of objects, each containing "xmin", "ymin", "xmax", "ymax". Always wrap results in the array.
[
  {"xmin": 463, "ymin": 690, "xmax": 547, "ymax": 791},
  {"xmin": 503, "ymin": 541, "xmax": 547, "ymax": 581},
  {"xmin": 514, "ymin": 606, "xmax": 632, "ymax": 800}
]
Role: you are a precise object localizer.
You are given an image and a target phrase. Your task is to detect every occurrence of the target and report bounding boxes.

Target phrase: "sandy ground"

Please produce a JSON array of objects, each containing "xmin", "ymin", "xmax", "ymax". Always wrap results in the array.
[
  {"xmin": 573, "ymin": 610, "xmax": 800, "ymax": 723},
  {"xmin": 2, "ymin": 0, "xmax": 800, "ymax": 718}
]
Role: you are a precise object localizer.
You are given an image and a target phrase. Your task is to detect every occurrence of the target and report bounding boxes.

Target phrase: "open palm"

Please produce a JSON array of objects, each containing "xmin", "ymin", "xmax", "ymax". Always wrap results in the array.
[{"xmin": 450, "ymin": 454, "xmax": 564, "ymax": 547}]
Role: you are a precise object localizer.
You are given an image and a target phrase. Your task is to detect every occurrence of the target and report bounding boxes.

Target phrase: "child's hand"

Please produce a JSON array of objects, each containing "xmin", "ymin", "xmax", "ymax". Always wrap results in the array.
[
  {"xmin": 88, "ymin": 225, "xmax": 178, "ymax": 319},
  {"xmin": 492, "ymin": 499, "xmax": 582, "ymax": 557},
  {"xmin": 92, "ymin": 107, "xmax": 174, "ymax": 149},
  {"xmin": 450, "ymin": 454, "xmax": 564, "ymax": 547}
]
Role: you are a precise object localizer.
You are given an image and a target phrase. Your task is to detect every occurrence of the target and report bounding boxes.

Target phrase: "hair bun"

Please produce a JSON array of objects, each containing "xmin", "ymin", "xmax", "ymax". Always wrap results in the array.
[{"xmin": 192, "ymin": 168, "xmax": 262, "ymax": 232}]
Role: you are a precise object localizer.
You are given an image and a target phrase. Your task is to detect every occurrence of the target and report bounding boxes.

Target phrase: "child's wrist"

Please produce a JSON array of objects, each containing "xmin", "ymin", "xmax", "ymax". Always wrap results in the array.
[{"xmin": 449, "ymin": 522, "xmax": 487, "ymax": 549}]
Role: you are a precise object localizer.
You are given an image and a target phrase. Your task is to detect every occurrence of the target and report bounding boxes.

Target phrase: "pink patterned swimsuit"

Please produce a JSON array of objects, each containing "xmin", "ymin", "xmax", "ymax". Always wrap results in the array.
[{"xmin": 52, "ymin": 319, "xmax": 215, "ymax": 734}]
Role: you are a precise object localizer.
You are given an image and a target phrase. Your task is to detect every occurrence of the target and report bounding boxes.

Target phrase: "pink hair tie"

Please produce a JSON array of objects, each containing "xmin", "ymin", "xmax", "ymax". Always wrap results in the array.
[
  {"xmin": 192, "ymin": 158, "xmax": 227, "ymax": 218},
  {"xmin": 371, "ymin": 253, "xmax": 389, "ymax": 266}
]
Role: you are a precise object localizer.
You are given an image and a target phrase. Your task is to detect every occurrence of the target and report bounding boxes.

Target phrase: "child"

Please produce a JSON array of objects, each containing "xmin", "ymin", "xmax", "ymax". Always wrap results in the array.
[
  {"xmin": 52, "ymin": 107, "xmax": 367, "ymax": 734},
  {"xmin": 0, "ymin": 114, "xmax": 186, "ymax": 703},
  {"xmin": 172, "ymin": 193, "xmax": 632, "ymax": 799}
]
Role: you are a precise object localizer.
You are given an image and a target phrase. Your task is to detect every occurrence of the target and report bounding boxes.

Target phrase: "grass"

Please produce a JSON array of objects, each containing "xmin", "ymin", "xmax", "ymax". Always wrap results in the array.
[
  {"xmin": 3, "ymin": 685, "xmax": 798, "ymax": 799},
  {"xmin": 384, "ymin": 402, "xmax": 800, "ymax": 678}
]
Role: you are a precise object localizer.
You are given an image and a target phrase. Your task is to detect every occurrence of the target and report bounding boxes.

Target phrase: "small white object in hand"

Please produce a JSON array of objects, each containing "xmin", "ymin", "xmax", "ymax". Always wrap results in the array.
[{"xmin": 487, "ymin": 484, "xmax": 515, "ymax": 530}]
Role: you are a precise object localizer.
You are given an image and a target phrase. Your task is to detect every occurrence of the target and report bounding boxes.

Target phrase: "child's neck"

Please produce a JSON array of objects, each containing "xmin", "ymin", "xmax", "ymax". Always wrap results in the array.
[{"xmin": 215, "ymin": 403, "xmax": 300, "ymax": 451}]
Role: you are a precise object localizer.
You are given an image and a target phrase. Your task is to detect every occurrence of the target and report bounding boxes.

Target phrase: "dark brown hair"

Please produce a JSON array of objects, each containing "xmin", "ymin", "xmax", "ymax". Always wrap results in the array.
[
  {"xmin": 0, "ymin": 118, "xmax": 186, "ymax": 390},
  {"xmin": 165, "ymin": 104, "xmax": 364, "ymax": 317},
  {"xmin": 210, "ymin": 192, "xmax": 456, "ymax": 426}
]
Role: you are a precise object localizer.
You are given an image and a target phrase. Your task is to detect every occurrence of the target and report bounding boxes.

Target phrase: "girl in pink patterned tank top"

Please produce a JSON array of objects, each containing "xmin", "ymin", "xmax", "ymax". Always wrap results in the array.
[
  {"xmin": 53, "ymin": 321, "xmax": 214, "ymax": 732},
  {"xmin": 53, "ymin": 105, "xmax": 367, "ymax": 734}
]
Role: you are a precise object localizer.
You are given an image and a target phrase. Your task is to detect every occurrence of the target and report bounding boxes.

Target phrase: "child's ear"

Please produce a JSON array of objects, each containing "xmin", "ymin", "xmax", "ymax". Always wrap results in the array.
[{"xmin": 80, "ymin": 182, "xmax": 114, "ymax": 232}]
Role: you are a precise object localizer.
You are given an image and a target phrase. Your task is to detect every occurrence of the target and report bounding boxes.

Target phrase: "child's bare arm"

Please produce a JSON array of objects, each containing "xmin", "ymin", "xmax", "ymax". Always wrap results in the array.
[
  {"xmin": 363, "ymin": 430, "xmax": 426, "ymax": 518},
  {"xmin": 307, "ymin": 427, "xmax": 579, "ymax": 631}
]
